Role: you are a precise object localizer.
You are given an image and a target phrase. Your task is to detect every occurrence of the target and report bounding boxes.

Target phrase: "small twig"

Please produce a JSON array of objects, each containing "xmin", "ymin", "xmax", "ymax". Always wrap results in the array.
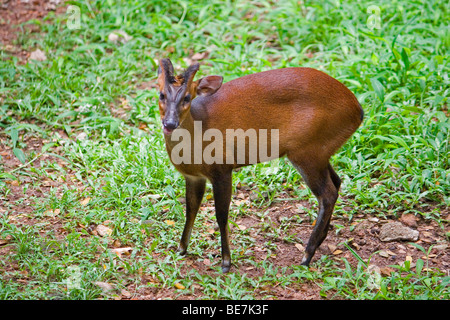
[{"xmin": 9, "ymin": 152, "xmax": 44, "ymax": 174}]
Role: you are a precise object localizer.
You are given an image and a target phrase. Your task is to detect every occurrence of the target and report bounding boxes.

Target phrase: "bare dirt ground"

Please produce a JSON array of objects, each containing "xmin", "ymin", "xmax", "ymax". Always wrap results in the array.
[
  {"xmin": 135, "ymin": 197, "xmax": 449, "ymax": 300},
  {"xmin": 0, "ymin": 2, "xmax": 449, "ymax": 300},
  {"xmin": 0, "ymin": 0, "xmax": 66, "ymax": 60}
]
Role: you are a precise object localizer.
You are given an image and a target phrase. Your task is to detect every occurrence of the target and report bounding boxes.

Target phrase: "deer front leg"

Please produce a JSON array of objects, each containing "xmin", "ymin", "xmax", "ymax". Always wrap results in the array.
[{"xmin": 178, "ymin": 176, "xmax": 206, "ymax": 255}]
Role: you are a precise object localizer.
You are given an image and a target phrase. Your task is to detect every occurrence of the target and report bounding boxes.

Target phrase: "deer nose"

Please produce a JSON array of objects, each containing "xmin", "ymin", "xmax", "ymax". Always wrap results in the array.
[
  {"xmin": 162, "ymin": 118, "xmax": 179, "ymax": 135},
  {"xmin": 163, "ymin": 119, "xmax": 179, "ymax": 130}
]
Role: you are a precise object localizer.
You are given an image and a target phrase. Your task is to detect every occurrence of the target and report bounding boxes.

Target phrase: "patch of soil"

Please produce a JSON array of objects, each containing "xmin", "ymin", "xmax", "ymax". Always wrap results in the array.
[
  {"xmin": 247, "ymin": 197, "xmax": 450, "ymax": 272},
  {"xmin": 0, "ymin": 126, "xmax": 83, "ymax": 280},
  {"xmin": 0, "ymin": 0, "xmax": 66, "ymax": 59},
  {"xmin": 0, "ymin": 126, "xmax": 79, "ymax": 226},
  {"xmin": 126, "ymin": 190, "xmax": 449, "ymax": 300}
]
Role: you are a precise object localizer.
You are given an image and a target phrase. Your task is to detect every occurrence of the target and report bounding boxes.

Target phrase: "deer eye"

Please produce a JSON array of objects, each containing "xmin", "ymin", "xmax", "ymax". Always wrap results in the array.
[
  {"xmin": 184, "ymin": 94, "xmax": 191, "ymax": 103},
  {"xmin": 159, "ymin": 92, "xmax": 165, "ymax": 100}
]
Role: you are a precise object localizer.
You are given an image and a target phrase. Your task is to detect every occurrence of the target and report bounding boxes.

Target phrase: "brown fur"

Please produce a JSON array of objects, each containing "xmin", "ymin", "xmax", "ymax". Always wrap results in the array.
[
  {"xmin": 164, "ymin": 67, "xmax": 362, "ymax": 178},
  {"xmin": 157, "ymin": 59, "xmax": 363, "ymax": 272}
]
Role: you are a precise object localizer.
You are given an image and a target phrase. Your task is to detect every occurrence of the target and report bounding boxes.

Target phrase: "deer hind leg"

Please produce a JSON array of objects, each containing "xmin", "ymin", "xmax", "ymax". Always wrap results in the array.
[
  {"xmin": 211, "ymin": 170, "xmax": 233, "ymax": 273},
  {"xmin": 288, "ymin": 155, "xmax": 340, "ymax": 266}
]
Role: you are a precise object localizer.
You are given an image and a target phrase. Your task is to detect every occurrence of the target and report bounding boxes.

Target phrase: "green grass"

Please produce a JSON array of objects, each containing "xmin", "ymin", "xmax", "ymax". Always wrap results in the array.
[{"xmin": 0, "ymin": 0, "xmax": 449, "ymax": 300}]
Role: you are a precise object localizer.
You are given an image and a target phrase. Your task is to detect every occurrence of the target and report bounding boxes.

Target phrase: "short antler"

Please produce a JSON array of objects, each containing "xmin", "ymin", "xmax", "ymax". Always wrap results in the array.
[
  {"xmin": 158, "ymin": 58, "xmax": 175, "ymax": 87},
  {"xmin": 183, "ymin": 63, "xmax": 200, "ymax": 87}
]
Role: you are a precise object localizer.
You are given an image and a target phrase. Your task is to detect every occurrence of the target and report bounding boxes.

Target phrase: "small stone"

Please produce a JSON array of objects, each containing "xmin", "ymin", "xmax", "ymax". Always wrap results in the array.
[
  {"xmin": 76, "ymin": 132, "xmax": 87, "ymax": 141},
  {"xmin": 354, "ymin": 220, "xmax": 371, "ymax": 234},
  {"xmin": 433, "ymin": 243, "xmax": 448, "ymax": 252},
  {"xmin": 29, "ymin": 49, "xmax": 47, "ymax": 61},
  {"xmin": 249, "ymin": 192, "xmax": 258, "ymax": 201},
  {"xmin": 96, "ymin": 224, "xmax": 113, "ymax": 237},
  {"xmin": 94, "ymin": 281, "xmax": 114, "ymax": 292},
  {"xmin": 191, "ymin": 52, "xmax": 208, "ymax": 60},
  {"xmin": 108, "ymin": 30, "xmax": 132, "ymax": 44},
  {"xmin": 379, "ymin": 222, "xmax": 419, "ymax": 242}
]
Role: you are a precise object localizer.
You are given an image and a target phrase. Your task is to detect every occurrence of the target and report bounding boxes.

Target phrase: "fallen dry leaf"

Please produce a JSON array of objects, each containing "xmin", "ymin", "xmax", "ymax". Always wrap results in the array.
[
  {"xmin": 327, "ymin": 244, "xmax": 337, "ymax": 253},
  {"xmin": 350, "ymin": 241, "xmax": 361, "ymax": 250},
  {"xmin": 80, "ymin": 197, "xmax": 90, "ymax": 206},
  {"xmin": 379, "ymin": 250, "xmax": 389, "ymax": 258},
  {"xmin": 380, "ymin": 266, "xmax": 394, "ymax": 276},
  {"xmin": 191, "ymin": 52, "xmax": 208, "ymax": 60},
  {"xmin": 295, "ymin": 243, "xmax": 304, "ymax": 252},
  {"xmin": 111, "ymin": 247, "xmax": 133, "ymax": 257},
  {"xmin": 165, "ymin": 220, "xmax": 175, "ymax": 226},
  {"xmin": 5, "ymin": 180, "xmax": 20, "ymax": 186},
  {"xmin": 404, "ymin": 255, "xmax": 416, "ymax": 268},
  {"xmin": 400, "ymin": 213, "xmax": 418, "ymax": 228},
  {"xmin": 203, "ymin": 258, "xmax": 211, "ymax": 266},
  {"xmin": 332, "ymin": 250, "xmax": 343, "ymax": 255},
  {"xmin": 295, "ymin": 205, "xmax": 306, "ymax": 214},
  {"xmin": 174, "ymin": 282, "xmax": 185, "ymax": 290},
  {"xmin": 121, "ymin": 289, "xmax": 132, "ymax": 298},
  {"xmin": 113, "ymin": 239, "xmax": 121, "ymax": 248},
  {"xmin": 44, "ymin": 208, "xmax": 61, "ymax": 216},
  {"xmin": 305, "ymin": 51, "xmax": 314, "ymax": 59}
]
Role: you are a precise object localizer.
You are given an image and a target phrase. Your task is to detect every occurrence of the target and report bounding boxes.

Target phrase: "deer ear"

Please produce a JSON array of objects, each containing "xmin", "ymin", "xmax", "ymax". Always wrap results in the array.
[{"xmin": 196, "ymin": 76, "xmax": 223, "ymax": 97}]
